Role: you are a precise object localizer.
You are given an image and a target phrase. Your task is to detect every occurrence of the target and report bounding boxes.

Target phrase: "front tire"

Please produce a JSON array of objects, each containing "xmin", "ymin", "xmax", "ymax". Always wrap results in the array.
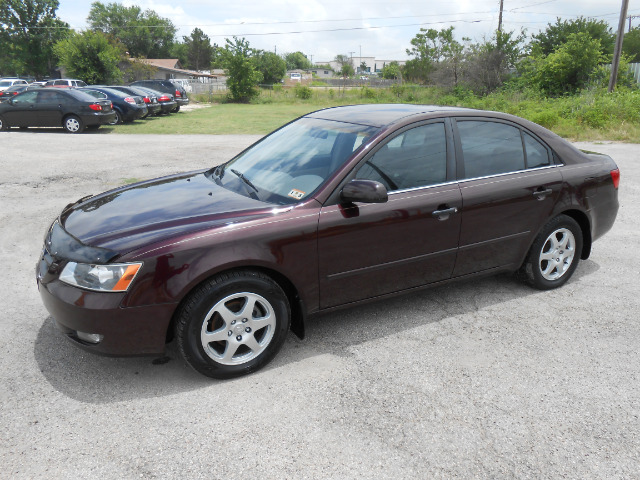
[
  {"xmin": 0, "ymin": 115, "xmax": 8, "ymax": 131},
  {"xmin": 520, "ymin": 215, "xmax": 583, "ymax": 290},
  {"xmin": 175, "ymin": 270, "xmax": 291, "ymax": 379},
  {"xmin": 63, "ymin": 115, "xmax": 84, "ymax": 133}
]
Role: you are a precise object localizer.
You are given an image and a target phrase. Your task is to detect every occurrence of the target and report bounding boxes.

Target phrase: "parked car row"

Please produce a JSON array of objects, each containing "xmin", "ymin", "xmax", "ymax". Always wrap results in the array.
[{"xmin": 0, "ymin": 78, "xmax": 190, "ymax": 133}]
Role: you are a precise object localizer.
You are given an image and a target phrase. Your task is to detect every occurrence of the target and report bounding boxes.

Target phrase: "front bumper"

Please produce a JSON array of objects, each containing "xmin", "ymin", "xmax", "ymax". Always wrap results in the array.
[{"xmin": 38, "ymin": 277, "xmax": 174, "ymax": 356}]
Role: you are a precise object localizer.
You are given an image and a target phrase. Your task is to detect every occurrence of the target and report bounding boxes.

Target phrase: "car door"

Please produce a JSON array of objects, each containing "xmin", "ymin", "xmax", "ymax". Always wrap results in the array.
[
  {"xmin": 317, "ymin": 120, "xmax": 462, "ymax": 309},
  {"xmin": 35, "ymin": 90, "xmax": 67, "ymax": 126},
  {"xmin": 451, "ymin": 118, "xmax": 563, "ymax": 277},
  {"xmin": 2, "ymin": 90, "xmax": 39, "ymax": 126}
]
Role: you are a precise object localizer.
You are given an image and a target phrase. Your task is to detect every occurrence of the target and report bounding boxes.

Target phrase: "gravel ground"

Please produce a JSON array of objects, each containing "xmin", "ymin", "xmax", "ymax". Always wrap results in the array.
[{"xmin": 0, "ymin": 131, "xmax": 638, "ymax": 479}]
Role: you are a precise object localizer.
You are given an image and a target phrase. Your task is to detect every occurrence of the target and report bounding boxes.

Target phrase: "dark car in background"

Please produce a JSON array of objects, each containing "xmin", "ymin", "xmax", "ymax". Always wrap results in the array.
[
  {"xmin": 36, "ymin": 104, "xmax": 620, "ymax": 379},
  {"xmin": 130, "ymin": 85, "xmax": 176, "ymax": 115},
  {"xmin": 0, "ymin": 84, "xmax": 42, "ymax": 102},
  {"xmin": 0, "ymin": 87, "xmax": 114, "ymax": 132},
  {"xmin": 80, "ymin": 87, "xmax": 147, "ymax": 124},
  {"xmin": 129, "ymin": 79, "xmax": 188, "ymax": 112},
  {"xmin": 107, "ymin": 85, "xmax": 161, "ymax": 117}
]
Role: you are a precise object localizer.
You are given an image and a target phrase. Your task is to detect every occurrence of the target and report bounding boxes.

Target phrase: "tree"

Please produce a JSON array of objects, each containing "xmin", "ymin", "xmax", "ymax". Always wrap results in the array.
[
  {"xmin": 529, "ymin": 17, "xmax": 615, "ymax": 57},
  {"xmin": 404, "ymin": 26, "xmax": 461, "ymax": 83},
  {"xmin": 527, "ymin": 32, "xmax": 604, "ymax": 94},
  {"xmin": 283, "ymin": 51, "xmax": 312, "ymax": 70},
  {"xmin": 623, "ymin": 27, "xmax": 640, "ymax": 63},
  {"xmin": 0, "ymin": 0, "xmax": 70, "ymax": 78},
  {"xmin": 222, "ymin": 37, "xmax": 262, "ymax": 102},
  {"xmin": 255, "ymin": 51, "xmax": 286, "ymax": 84},
  {"xmin": 334, "ymin": 54, "xmax": 354, "ymax": 78},
  {"xmin": 463, "ymin": 30, "xmax": 525, "ymax": 94},
  {"xmin": 87, "ymin": 1, "xmax": 176, "ymax": 58},
  {"xmin": 380, "ymin": 61, "xmax": 401, "ymax": 79},
  {"xmin": 183, "ymin": 28, "xmax": 213, "ymax": 71},
  {"xmin": 359, "ymin": 61, "xmax": 368, "ymax": 73},
  {"xmin": 53, "ymin": 30, "xmax": 124, "ymax": 84},
  {"xmin": 169, "ymin": 42, "xmax": 189, "ymax": 67}
]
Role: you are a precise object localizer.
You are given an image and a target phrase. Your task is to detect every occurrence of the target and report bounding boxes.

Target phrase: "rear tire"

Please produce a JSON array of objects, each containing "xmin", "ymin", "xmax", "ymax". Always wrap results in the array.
[
  {"xmin": 63, "ymin": 115, "xmax": 84, "ymax": 133},
  {"xmin": 175, "ymin": 270, "xmax": 291, "ymax": 379},
  {"xmin": 0, "ymin": 115, "xmax": 7, "ymax": 131},
  {"xmin": 109, "ymin": 110, "xmax": 122, "ymax": 125},
  {"xmin": 172, "ymin": 105, "xmax": 180, "ymax": 113},
  {"xmin": 519, "ymin": 215, "xmax": 583, "ymax": 290}
]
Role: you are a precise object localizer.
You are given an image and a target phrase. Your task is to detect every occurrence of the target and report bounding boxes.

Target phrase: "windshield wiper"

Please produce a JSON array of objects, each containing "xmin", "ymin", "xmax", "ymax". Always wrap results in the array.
[{"xmin": 230, "ymin": 169, "xmax": 259, "ymax": 194}]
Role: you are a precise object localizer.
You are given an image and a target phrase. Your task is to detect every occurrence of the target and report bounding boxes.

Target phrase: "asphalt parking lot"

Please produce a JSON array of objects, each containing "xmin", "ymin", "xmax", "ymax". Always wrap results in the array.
[{"xmin": 0, "ymin": 131, "xmax": 638, "ymax": 479}]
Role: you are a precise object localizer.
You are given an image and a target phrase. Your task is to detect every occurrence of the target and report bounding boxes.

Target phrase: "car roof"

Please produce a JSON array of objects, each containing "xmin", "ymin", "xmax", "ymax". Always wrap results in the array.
[{"xmin": 306, "ymin": 104, "xmax": 474, "ymax": 128}]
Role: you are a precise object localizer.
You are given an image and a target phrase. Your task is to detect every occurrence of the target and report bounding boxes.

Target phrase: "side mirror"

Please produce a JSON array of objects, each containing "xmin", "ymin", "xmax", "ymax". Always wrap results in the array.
[{"xmin": 341, "ymin": 179, "xmax": 388, "ymax": 204}]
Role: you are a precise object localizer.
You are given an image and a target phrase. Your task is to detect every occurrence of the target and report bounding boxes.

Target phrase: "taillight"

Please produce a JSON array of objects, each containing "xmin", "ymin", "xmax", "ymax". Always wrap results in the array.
[
  {"xmin": 175, "ymin": 89, "xmax": 181, "ymax": 98},
  {"xmin": 610, "ymin": 168, "xmax": 620, "ymax": 189},
  {"xmin": 124, "ymin": 97, "xmax": 135, "ymax": 104},
  {"xmin": 159, "ymin": 95, "xmax": 170, "ymax": 101},
  {"xmin": 89, "ymin": 104, "xmax": 102, "ymax": 111},
  {"xmin": 12, "ymin": 91, "xmax": 19, "ymax": 95},
  {"xmin": 143, "ymin": 97, "xmax": 150, "ymax": 103}
]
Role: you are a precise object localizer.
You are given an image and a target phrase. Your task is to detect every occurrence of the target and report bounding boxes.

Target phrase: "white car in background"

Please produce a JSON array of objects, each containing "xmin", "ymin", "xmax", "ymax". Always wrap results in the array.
[{"xmin": 0, "ymin": 78, "xmax": 28, "ymax": 92}]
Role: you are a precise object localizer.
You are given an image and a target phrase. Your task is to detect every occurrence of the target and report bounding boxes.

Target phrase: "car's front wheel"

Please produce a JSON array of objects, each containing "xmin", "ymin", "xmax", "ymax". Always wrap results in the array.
[
  {"xmin": 520, "ymin": 214, "xmax": 583, "ymax": 290},
  {"xmin": 0, "ymin": 115, "xmax": 8, "ymax": 131},
  {"xmin": 63, "ymin": 115, "xmax": 84, "ymax": 133},
  {"xmin": 175, "ymin": 270, "xmax": 291, "ymax": 379}
]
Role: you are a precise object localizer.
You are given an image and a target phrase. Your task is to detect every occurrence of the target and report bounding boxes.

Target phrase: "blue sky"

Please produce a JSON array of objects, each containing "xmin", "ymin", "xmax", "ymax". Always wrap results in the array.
[{"xmin": 56, "ymin": 0, "xmax": 639, "ymax": 61}]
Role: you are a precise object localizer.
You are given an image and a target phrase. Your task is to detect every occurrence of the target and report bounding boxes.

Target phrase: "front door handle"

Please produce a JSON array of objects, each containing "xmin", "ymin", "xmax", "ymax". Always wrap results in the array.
[{"xmin": 432, "ymin": 207, "xmax": 458, "ymax": 221}]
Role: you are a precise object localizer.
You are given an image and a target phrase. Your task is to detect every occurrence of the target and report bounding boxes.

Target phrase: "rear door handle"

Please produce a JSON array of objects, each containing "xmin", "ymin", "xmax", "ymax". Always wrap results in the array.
[
  {"xmin": 432, "ymin": 207, "xmax": 458, "ymax": 221},
  {"xmin": 533, "ymin": 188, "xmax": 553, "ymax": 200}
]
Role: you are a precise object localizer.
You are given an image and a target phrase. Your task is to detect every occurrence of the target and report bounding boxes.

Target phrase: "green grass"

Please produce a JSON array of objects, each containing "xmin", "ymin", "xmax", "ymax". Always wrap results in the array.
[
  {"xmin": 111, "ymin": 104, "xmax": 324, "ymax": 135},
  {"xmin": 110, "ymin": 86, "xmax": 640, "ymax": 142}
]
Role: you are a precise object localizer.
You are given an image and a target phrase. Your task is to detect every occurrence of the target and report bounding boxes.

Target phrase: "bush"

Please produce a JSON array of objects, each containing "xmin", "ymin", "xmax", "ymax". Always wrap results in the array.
[
  {"xmin": 529, "ymin": 109, "xmax": 560, "ymax": 128},
  {"xmin": 361, "ymin": 86, "xmax": 377, "ymax": 99},
  {"xmin": 294, "ymin": 84, "xmax": 312, "ymax": 100}
]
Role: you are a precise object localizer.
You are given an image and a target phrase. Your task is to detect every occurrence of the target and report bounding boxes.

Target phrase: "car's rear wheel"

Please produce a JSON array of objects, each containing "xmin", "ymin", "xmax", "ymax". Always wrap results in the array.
[
  {"xmin": 175, "ymin": 270, "xmax": 291, "ymax": 379},
  {"xmin": 63, "ymin": 115, "xmax": 84, "ymax": 133},
  {"xmin": 172, "ymin": 105, "xmax": 180, "ymax": 113},
  {"xmin": 520, "ymin": 215, "xmax": 583, "ymax": 290},
  {"xmin": 0, "ymin": 115, "xmax": 8, "ymax": 131},
  {"xmin": 109, "ymin": 110, "xmax": 122, "ymax": 125}
]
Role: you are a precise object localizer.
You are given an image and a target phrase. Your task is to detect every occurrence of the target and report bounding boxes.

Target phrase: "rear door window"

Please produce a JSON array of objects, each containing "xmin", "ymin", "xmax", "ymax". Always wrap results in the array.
[
  {"xmin": 523, "ymin": 132, "xmax": 551, "ymax": 168},
  {"xmin": 457, "ymin": 121, "xmax": 525, "ymax": 179}
]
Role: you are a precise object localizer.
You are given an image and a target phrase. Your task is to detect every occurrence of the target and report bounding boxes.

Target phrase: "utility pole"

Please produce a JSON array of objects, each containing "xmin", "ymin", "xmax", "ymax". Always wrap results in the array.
[
  {"xmin": 498, "ymin": 0, "xmax": 504, "ymax": 33},
  {"xmin": 629, "ymin": 15, "xmax": 640, "ymax": 31},
  {"xmin": 609, "ymin": 0, "xmax": 630, "ymax": 93},
  {"xmin": 349, "ymin": 51, "xmax": 355, "ymax": 70}
]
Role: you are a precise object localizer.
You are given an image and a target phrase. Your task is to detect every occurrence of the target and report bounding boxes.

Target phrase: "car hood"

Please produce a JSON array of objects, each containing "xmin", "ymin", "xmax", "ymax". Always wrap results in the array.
[{"xmin": 60, "ymin": 170, "xmax": 274, "ymax": 254}]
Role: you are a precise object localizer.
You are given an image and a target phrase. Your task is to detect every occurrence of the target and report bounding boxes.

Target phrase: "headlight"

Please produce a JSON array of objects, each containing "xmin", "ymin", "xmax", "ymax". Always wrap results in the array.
[{"xmin": 59, "ymin": 262, "xmax": 142, "ymax": 292}]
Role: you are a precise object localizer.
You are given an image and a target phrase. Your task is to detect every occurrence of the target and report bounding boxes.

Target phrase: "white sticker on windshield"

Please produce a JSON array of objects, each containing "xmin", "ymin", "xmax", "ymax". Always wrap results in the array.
[{"xmin": 288, "ymin": 188, "xmax": 306, "ymax": 200}]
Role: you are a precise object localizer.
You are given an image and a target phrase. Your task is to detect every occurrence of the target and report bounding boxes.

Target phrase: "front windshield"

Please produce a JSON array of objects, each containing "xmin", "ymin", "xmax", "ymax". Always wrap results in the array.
[{"xmin": 213, "ymin": 117, "xmax": 378, "ymax": 205}]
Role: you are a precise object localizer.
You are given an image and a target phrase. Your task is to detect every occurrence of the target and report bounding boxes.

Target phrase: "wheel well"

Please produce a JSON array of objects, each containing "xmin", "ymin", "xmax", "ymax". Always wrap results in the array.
[
  {"xmin": 561, "ymin": 209, "xmax": 592, "ymax": 259},
  {"xmin": 165, "ymin": 266, "xmax": 306, "ymax": 343}
]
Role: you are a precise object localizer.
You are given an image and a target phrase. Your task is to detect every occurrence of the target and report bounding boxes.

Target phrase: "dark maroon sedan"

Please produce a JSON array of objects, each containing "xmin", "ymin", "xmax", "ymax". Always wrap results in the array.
[{"xmin": 36, "ymin": 104, "xmax": 620, "ymax": 379}]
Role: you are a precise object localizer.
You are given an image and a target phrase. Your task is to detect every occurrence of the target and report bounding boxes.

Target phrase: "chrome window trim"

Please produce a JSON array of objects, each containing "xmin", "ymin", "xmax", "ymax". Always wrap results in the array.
[
  {"xmin": 457, "ymin": 164, "xmax": 562, "ymax": 185},
  {"xmin": 388, "ymin": 179, "xmax": 460, "ymax": 196}
]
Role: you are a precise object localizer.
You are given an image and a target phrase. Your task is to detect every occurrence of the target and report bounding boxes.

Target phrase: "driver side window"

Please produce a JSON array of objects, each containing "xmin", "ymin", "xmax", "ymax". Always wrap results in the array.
[
  {"xmin": 356, "ymin": 122, "xmax": 447, "ymax": 191},
  {"xmin": 12, "ymin": 91, "xmax": 39, "ymax": 105}
]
